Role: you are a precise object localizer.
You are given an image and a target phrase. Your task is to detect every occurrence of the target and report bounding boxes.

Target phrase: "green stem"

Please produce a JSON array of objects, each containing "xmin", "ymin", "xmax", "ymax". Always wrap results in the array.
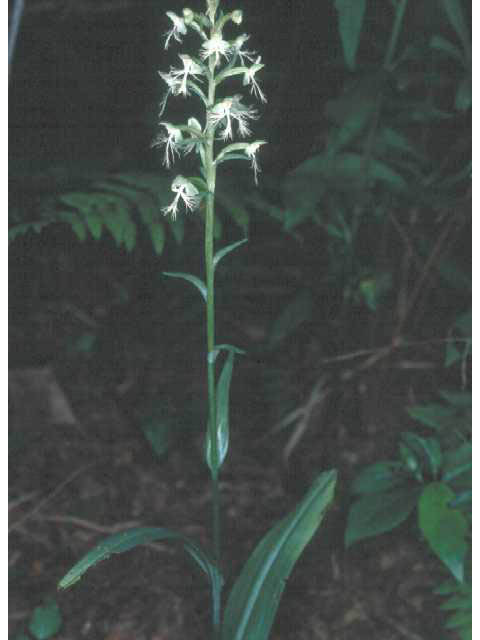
[
  {"xmin": 384, "ymin": 0, "xmax": 408, "ymax": 70},
  {"xmin": 204, "ymin": 23, "xmax": 221, "ymax": 640}
]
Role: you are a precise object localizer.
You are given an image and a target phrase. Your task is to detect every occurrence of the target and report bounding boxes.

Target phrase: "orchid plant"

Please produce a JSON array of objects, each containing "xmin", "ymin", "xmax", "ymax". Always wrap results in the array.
[{"xmin": 57, "ymin": 2, "xmax": 336, "ymax": 638}]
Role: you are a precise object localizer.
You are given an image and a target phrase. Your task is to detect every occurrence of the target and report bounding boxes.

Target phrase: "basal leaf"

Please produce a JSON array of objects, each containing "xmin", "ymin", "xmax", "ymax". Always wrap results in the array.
[
  {"xmin": 222, "ymin": 470, "xmax": 336, "ymax": 640},
  {"xmin": 58, "ymin": 527, "xmax": 222, "ymax": 593}
]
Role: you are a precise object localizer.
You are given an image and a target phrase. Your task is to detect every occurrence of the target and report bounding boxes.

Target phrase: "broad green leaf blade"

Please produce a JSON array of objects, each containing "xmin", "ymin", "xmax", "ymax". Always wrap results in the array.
[
  {"xmin": 418, "ymin": 483, "xmax": 468, "ymax": 582},
  {"xmin": 58, "ymin": 527, "xmax": 221, "ymax": 592},
  {"xmin": 351, "ymin": 461, "xmax": 406, "ymax": 494},
  {"xmin": 213, "ymin": 238, "xmax": 248, "ymax": 271},
  {"xmin": 334, "ymin": 0, "xmax": 366, "ymax": 71},
  {"xmin": 205, "ymin": 351, "xmax": 235, "ymax": 473},
  {"xmin": 163, "ymin": 271, "xmax": 207, "ymax": 302},
  {"xmin": 29, "ymin": 598, "xmax": 62, "ymax": 640},
  {"xmin": 345, "ymin": 487, "xmax": 420, "ymax": 547},
  {"xmin": 222, "ymin": 470, "xmax": 337, "ymax": 640}
]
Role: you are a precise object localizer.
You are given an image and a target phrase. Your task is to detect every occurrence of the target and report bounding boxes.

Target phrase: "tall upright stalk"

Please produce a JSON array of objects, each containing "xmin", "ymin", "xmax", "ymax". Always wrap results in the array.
[{"xmin": 204, "ymin": 46, "xmax": 221, "ymax": 571}]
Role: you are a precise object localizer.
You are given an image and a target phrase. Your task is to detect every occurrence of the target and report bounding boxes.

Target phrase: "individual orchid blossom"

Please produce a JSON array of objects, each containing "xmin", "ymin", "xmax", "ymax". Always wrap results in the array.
[
  {"xmin": 201, "ymin": 33, "xmax": 231, "ymax": 65},
  {"xmin": 243, "ymin": 56, "xmax": 266, "ymax": 103},
  {"xmin": 231, "ymin": 34, "xmax": 256, "ymax": 64},
  {"xmin": 245, "ymin": 141, "xmax": 266, "ymax": 184},
  {"xmin": 152, "ymin": 122, "xmax": 184, "ymax": 168},
  {"xmin": 209, "ymin": 95, "xmax": 257, "ymax": 140},
  {"xmin": 164, "ymin": 11, "xmax": 187, "ymax": 49},
  {"xmin": 176, "ymin": 55, "xmax": 205, "ymax": 95},
  {"xmin": 162, "ymin": 175, "xmax": 201, "ymax": 219}
]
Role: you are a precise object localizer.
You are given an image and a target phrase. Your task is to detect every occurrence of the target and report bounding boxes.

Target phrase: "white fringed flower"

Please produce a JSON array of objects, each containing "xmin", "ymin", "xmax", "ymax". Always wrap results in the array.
[
  {"xmin": 232, "ymin": 34, "xmax": 256, "ymax": 65},
  {"xmin": 152, "ymin": 122, "xmax": 183, "ymax": 168},
  {"xmin": 158, "ymin": 55, "xmax": 205, "ymax": 115},
  {"xmin": 163, "ymin": 176, "xmax": 201, "ymax": 219},
  {"xmin": 201, "ymin": 33, "xmax": 231, "ymax": 65},
  {"xmin": 164, "ymin": 11, "xmax": 187, "ymax": 49},
  {"xmin": 243, "ymin": 56, "xmax": 266, "ymax": 103},
  {"xmin": 176, "ymin": 55, "xmax": 205, "ymax": 95},
  {"xmin": 209, "ymin": 95, "xmax": 258, "ymax": 140},
  {"xmin": 245, "ymin": 141, "xmax": 267, "ymax": 184}
]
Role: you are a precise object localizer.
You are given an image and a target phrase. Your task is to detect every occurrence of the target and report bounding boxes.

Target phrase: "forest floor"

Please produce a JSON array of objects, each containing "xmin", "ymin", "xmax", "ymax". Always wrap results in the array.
[{"xmin": 9, "ymin": 226, "xmax": 457, "ymax": 640}]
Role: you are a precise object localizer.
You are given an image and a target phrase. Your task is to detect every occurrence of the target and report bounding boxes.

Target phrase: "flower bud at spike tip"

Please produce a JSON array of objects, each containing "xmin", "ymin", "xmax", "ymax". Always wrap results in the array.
[{"xmin": 232, "ymin": 10, "xmax": 243, "ymax": 25}]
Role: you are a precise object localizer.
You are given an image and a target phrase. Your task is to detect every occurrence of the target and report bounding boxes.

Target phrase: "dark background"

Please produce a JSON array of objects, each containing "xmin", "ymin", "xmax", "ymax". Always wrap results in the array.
[{"xmin": 9, "ymin": 2, "xmax": 471, "ymax": 639}]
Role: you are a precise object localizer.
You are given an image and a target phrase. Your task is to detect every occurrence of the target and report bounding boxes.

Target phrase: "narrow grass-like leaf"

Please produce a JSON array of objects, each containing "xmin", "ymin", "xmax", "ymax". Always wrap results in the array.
[
  {"xmin": 58, "ymin": 527, "xmax": 222, "ymax": 593},
  {"xmin": 163, "ymin": 272, "xmax": 207, "ymax": 302},
  {"xmin": 222, "ymin": 470, "xmax": 337, "ymax": 640}
]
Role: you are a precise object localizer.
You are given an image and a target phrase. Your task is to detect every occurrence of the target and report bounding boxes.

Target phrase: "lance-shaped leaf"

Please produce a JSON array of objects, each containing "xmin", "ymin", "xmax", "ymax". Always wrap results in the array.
[
  {"xmin": 222, "ymin": 470, "xmax": 337, "ymax": 640},
  {"xmin": 213, "ymin": 238, "xmax": 248, "ymax": 271},
  {"xmin": 58, "ymin": 527, "xmax": 223, "ymax": 595},
  {"xmin": 205, "ymin": 350, "xmax": 235, "ymax": 473},
  {"xmin": 163, "ymin": 271, "xmax": 207, "ymax": 302}
]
